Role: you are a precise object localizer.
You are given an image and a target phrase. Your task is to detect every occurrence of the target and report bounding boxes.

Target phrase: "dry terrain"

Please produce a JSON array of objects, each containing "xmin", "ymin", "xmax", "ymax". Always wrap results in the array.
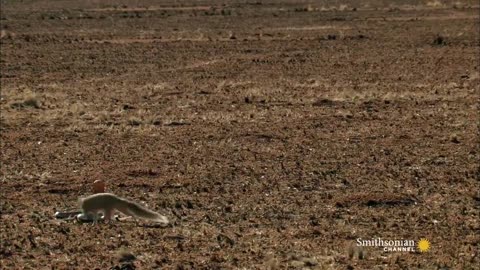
[{"xmin": 1, "ymin": 0, "xmax": 479, "ymax": 269}]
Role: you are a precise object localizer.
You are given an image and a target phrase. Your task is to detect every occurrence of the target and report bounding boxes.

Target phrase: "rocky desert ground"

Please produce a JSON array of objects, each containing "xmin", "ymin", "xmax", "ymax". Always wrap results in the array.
[{"xmin": 1, "ymin": 0, "xmax": 479, "ymax": 269}]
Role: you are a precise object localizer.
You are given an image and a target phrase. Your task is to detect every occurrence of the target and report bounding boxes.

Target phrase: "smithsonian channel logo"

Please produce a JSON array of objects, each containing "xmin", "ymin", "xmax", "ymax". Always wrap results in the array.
[{"xmin": 356, "ymin": 238, "xmax": 431, "ymax": 252}]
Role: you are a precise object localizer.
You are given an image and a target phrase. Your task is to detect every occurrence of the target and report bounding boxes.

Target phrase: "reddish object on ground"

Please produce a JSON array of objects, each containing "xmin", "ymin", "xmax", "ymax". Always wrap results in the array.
[{"xmin": 93, "ymin": 180, "xmax": 106, "ymax": 193}]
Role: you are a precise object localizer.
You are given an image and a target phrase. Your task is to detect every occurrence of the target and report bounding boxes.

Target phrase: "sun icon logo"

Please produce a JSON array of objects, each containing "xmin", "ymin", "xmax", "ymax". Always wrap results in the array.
[{"xmin": 417, "ymin": 238, "xmax": 431, "ymax": 252}]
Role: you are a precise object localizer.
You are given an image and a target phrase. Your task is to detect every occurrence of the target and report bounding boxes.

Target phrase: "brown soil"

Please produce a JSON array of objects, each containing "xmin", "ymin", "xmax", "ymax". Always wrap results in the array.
[{"xmin": 1, "ymin": 0, "xmax": 479, "ymax": 269}]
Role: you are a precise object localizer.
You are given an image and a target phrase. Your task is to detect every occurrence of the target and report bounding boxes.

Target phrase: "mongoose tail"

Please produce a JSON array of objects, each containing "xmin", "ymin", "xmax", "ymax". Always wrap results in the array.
[{"xmin": 117, "ymin": 199, "xmax": 169, "ymax": 224}]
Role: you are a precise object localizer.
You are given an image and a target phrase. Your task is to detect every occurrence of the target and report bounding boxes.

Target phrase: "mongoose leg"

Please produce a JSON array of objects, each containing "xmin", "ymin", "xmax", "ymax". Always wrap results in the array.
[
  {"xmin": 91, "ymin": 212, "xmax": 99, "ymax": 226},
  {"xmin": 125, "ymin": 209, "xmax": 139, "ymax": 225},
  {"xmin": 104, "ymin": 209, "xmax": 113, "ymax": 223}
]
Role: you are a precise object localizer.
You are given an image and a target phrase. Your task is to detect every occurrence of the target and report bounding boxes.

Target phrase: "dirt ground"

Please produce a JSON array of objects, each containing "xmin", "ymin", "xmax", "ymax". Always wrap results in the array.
[{"xmin": 1, "ymin": 0, "xmax": 479, "ymax": 269}]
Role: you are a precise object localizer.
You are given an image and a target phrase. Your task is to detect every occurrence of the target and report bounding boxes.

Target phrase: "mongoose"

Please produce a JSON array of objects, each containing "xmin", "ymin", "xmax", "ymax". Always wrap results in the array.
[{"xmin": 79, "ymin": 193, "xmax": 169, "ymax": 224}]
